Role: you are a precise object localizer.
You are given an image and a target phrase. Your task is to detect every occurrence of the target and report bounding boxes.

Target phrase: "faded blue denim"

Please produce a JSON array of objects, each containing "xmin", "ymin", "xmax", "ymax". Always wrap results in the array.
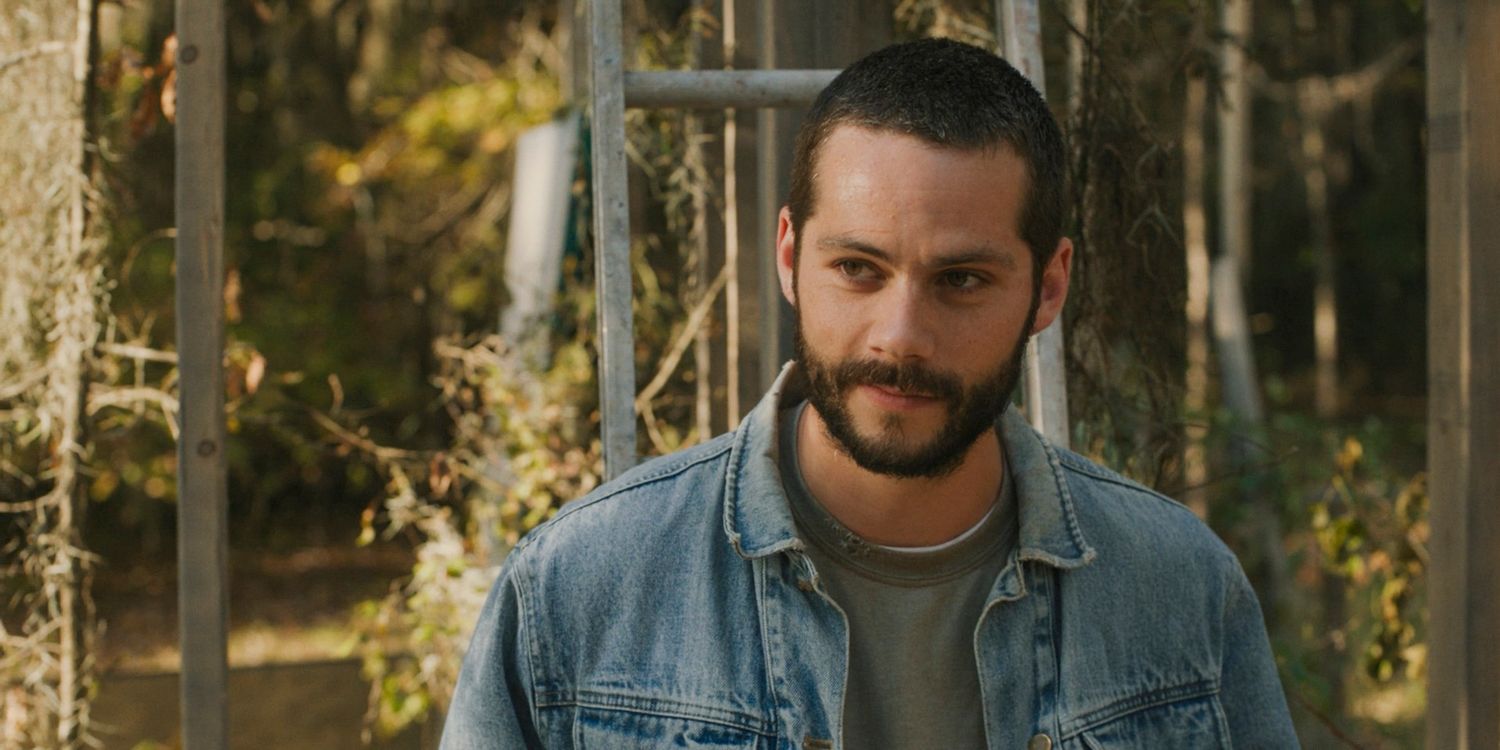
[{"xmin": 442, "ymin": 366, "xmax": 1298, "ymax": 749}]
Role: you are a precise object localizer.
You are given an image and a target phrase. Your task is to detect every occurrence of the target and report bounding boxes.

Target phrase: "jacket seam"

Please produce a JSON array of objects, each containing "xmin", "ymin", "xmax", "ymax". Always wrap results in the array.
[
  {"xmin": 1035, "ymin": 438, "xmax": 1097, "ymax": 565},
  {"xmin": 1060, "ymin": 454, "xmax": 1239, "ymax": 574},
  {"xmin": 724, "ymin": 422, "xmax": 752, "ymax": 553},
  {"xmin": 536, "ymin": 688, "xmax": 776, "ymax": 736},
  {"xmin": 1060, "ymin": 678, "xmax": 1222, "ymax": 739},
  {"xmin": 1041, "ymin": 565, "xmax": 1066, "ymax": 744},
  {"xmin": 1057, "ymin": 455, "xmax": 1193, "ymax": 516},
  {"xmin": 753, "ymin": 558, "xmax": 784, "ymax": 737},
  {"xmin": 511, "ymin": 554, "xmax": 545, "ymax": 736},
  {"xmin": 515, "ymin": 438, "xmax": 735, "ymax": 553}
]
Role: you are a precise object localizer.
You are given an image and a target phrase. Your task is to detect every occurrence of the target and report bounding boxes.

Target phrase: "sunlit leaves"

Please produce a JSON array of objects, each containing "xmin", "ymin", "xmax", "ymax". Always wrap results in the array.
[{"xmin": 1309, "ymin": 432, "xmax": 1428, "ymax": 686}]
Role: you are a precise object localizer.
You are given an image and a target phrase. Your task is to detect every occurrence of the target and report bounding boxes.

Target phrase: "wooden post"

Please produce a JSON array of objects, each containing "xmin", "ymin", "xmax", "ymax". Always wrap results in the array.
[
  {"xmin": 174, "ymin": 0, "xmax": 230, "ymax": 745},
  {"xmin": 588, "ymin": 0, "xmax": 638, "ymax": 477},
  {"xmin": 623, "ymin": 70, "xmax": 837, "ymax": 108},
  {"xmin": 1426, "ymin": 0, "xmax": 1500, "ymax": 746}
]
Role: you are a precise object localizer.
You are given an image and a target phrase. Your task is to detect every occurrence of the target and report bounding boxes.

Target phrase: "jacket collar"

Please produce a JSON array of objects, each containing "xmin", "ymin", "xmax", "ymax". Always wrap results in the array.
[{"xmin": 723, "ymin": 362, "xmax": 1096, "ymax": 570}]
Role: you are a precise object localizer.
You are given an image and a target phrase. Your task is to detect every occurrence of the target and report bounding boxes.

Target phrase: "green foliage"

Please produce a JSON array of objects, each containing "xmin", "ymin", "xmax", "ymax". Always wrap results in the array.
[
  {"xmin": 349, "ymin": 5, "xmax": 757, "ymax": 733},
  {"xmin": 1256, "ymin": 411, "xmax": 1428, "ymax": 742},
  {"xmin": 1306, "ymin": 431, "xmax": 1428, "ymax": 680},
  {"xmin": 80, "ymin": 0, "xmax": 573, "ymax": 551},
  {"xmin": 349, "ymin": 283, "xmax": 607, "ymax": 737}
]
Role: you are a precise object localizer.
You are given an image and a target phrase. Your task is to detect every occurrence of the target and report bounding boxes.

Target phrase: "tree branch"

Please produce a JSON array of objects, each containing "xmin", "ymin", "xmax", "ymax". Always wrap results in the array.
[{"xmin": 634, "ymin": 264, "xmax": 728, "ymax": 412}]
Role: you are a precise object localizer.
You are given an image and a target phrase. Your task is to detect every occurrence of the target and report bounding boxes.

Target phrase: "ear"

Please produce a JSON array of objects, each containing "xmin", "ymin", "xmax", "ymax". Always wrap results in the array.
[
  {"xmin": 775, "ymin": 206, "xmax": 797, "ymax": 306},
  {"xmin": 1030, "ymin": 237, "xmax": 1073, "ymax": 334}
]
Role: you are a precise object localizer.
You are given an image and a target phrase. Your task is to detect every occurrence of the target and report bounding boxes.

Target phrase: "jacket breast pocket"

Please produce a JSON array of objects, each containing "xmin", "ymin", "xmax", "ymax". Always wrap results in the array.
[
  {"xmin": 571, "ymin": 705, "xmax": 770, "ymax": 749},
  {"xmin": 1063, "ymin": 684, "xmax": 1231, "ymax": 750}
]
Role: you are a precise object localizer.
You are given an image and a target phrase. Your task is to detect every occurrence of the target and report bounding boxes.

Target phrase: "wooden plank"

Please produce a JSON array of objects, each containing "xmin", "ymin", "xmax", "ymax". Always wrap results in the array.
[
  {"xmin": 624, "ymin": 70, "xmax": 838, "ymax": 109},
  {"xmin": 1424, "ymin": 0, "xmax": 1467, "ymax": 746},
  {"xmin": 588, "ymin": 0, "xmax": 637, "ymax": 477},
  {"xmin": 1427, "ymin": 0, "xmax": 1500, "ymax": 746},
  {"xmin": 173, "ymin": 0, "xmax": 229, "ymax": 744},
  {"xmin": 1467, "ymin": 0, "xmax": 1500, "ymax": 732}
]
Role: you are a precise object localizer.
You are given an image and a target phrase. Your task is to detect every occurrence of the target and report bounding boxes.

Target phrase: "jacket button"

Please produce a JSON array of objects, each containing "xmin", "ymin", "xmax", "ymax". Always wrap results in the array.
[
  {"xmin": 1027, "ymin": 733, "xmax": 1053, "ymax": 750},
  {"xmin": 796, "ymin": 578, "xmax": 815, "ymax": 592}
]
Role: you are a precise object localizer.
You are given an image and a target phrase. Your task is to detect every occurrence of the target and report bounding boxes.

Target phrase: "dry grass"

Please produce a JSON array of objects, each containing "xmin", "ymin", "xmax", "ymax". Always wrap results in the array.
[
  {"xmin": 92, "ymin": 545, "xmax": 417, "ymax": 675},
  {"xmin": 1, "ymin": 2, "xmax": 105, "ymax": 747}
]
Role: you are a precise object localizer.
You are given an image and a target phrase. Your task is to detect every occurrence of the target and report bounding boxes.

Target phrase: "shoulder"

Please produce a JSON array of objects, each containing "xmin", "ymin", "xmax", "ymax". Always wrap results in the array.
[
  {"xmin": 1053, "ymin": 447, "xmax": 1239, "ymax": 574},
  {"xmin": 491, "ymin": 433, "xmax": 755, "ymax": 679},
  {"xmin": 506, "ymin": 432, "xmax": 737, "ymax": 577}
]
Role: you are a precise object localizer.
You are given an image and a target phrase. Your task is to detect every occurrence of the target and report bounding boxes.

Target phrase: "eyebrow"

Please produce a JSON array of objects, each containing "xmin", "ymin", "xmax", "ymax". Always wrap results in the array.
[{"xmin": 815, "ymin": 235, "xmax": 1020, "ymax": 272}]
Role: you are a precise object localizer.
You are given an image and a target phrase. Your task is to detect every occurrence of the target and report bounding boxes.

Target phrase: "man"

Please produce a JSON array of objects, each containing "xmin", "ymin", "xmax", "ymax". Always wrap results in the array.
[{"xmin": 443, "ymin": 38, "xmax": 1297, "ymax": 749}]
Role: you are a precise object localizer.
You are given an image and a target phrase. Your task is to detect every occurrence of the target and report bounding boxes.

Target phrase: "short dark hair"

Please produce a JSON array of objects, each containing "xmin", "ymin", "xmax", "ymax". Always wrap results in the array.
[{"xmin": 787, "ymin": 38, "xmax": 1068, "ymax": 277}]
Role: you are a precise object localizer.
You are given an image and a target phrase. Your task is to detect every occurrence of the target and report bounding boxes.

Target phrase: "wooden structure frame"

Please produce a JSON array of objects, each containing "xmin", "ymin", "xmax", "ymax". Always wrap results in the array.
[
  {"xmin": 585, "ymin": 0, "xmax": 1070, "ymax": 479},
  {"xmin": 167, "ymin": 0, "xmax": 1497, "ymax": 745},
  {"xmin": 174, "ymin": 0, "xmax": 229, "ymax": 745}
]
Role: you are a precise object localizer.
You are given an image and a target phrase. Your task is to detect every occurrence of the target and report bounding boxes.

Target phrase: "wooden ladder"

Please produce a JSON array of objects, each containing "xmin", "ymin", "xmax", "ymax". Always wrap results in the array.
[{"xmin": 584, "ymin": 0, "xmax": 1069, "ymax": 479}]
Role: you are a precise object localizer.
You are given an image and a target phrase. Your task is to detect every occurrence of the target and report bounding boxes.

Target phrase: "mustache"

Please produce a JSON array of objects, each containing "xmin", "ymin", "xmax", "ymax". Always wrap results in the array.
[{"xmin": 828, "ymin": 358, "xmax": 963, "ymax": 401}]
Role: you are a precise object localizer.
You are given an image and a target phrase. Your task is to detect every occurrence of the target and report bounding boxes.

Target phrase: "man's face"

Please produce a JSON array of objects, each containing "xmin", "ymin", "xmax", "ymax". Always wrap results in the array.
[{"xmin": 776, "ymin": 126, "xmax": 1071, "ymax": 478}]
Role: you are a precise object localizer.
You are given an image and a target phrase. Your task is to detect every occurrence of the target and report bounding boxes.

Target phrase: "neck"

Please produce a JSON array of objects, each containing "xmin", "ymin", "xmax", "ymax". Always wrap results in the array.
[{"xmin": 796, "ymin": 403, "xmax": 1004, "ymax": 547}]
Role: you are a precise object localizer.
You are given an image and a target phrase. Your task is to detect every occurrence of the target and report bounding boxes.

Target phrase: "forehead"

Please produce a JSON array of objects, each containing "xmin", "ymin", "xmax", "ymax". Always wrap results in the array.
[{"xmin": 806, "ymin": 125, "xmax": 1029, "ymax": 251}]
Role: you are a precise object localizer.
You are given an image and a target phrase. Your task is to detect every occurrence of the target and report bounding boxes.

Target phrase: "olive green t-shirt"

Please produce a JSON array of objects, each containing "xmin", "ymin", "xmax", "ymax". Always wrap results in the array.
[{"xmin": 778, "ymin": 401, "xmax": 1017, "ymax": 749}]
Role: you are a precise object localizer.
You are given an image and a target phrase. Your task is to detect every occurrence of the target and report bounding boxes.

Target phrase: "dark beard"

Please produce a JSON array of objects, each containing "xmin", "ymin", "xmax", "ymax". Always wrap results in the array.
[{"xmin": 794, "ymin": 305, "xmax": 1034, "ymax": 480}]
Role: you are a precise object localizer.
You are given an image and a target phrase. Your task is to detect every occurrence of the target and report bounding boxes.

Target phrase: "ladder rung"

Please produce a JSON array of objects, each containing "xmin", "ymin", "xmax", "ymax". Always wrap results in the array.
[{"xmin": 624, "ymin": 70, "xmax": 840, "ymax": 109}]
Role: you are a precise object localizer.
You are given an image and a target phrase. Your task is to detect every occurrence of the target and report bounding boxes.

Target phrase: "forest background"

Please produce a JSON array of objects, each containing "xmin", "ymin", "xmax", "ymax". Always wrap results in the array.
[{"xmin": 1, "ymin": 0, "xmax": 1429, "ymax": 747}]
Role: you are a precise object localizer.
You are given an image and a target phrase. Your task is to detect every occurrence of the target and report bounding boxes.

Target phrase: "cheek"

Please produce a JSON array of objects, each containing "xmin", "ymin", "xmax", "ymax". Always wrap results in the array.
[
  {"xmin": 798, "ymin": 298, "xmax": 864, "ymax": 351},
  {"xmin": 945, "ymin": 310, "xmax": 1026, "ymax": 367}
]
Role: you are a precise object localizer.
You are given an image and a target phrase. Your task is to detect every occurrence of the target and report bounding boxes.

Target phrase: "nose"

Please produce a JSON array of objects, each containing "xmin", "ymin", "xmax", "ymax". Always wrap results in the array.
[{"xmin": 867, "ymin": 282, "xmax": 935, "ymax": 361}]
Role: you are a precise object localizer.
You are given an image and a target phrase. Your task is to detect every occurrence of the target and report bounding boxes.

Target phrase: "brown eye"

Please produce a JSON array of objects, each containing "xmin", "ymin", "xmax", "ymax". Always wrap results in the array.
[
  {"xmin": 941, "ymin": 270, "xmax": 983, "ymax": 290},
  {"xmin": 837, "ymin": 260, "xmax": 876, "ymax": 280}
]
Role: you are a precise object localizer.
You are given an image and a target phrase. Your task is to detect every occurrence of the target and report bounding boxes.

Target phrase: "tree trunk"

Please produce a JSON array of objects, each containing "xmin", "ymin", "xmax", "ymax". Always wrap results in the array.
[
  {"xmin": 1066, "ymin": 0, "xmax": 1087, "ymax": 118},
  {"xmin": 1304, "ymin": 110, "xmax": 1349, "ymax": 704},
  {"xmin": 1213, "ymin": 0, "xmax": 1291, "ymax": 626},
  {"xmin": 1295, "ymin": 32, "xmax": 1340, "ymax": 421},
  {"xmin": 1218, "ymin": 0, "xmax": 1253, "ymax": 275},
  {"xmin": 1182, "ymin": 75, "xmax": 1211, "ymax": 518}
]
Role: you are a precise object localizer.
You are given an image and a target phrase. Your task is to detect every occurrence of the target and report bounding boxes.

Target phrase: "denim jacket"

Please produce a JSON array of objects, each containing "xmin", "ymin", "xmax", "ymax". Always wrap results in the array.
[{"xmin": 442, "ymin": 365, "xmax": 1298, "ymax": 749}]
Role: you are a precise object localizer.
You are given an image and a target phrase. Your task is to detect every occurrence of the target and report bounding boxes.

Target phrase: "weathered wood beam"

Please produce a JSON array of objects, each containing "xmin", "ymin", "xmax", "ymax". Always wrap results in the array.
[
  {"xmin": 1426, "ymin": 0, "xmax": 1500, "ymax": 746},
  {"xmin": 174, "ymin": 0, "xmax": 230, "ymax": 745},
  {"xmin": 624, "ymin": 70, "xmax": 837, "ymax": 109}
]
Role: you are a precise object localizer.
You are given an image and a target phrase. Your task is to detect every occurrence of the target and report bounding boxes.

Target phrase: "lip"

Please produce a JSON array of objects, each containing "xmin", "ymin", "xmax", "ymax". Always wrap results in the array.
[{"xmin": 858, "ymin": 384, "xmax": 941, "ymax": 412}]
